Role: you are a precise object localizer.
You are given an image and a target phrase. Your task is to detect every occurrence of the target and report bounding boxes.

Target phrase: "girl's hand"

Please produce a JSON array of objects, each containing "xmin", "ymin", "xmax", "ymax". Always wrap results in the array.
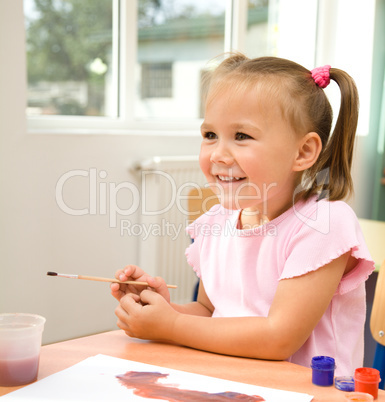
[
  {"xmin": 110, "ymin": 265, "xmax": 170, "ymax": 303},
  {"xmin": 115, "ymin": 290, "xmax": 178, "ymax": 341}
]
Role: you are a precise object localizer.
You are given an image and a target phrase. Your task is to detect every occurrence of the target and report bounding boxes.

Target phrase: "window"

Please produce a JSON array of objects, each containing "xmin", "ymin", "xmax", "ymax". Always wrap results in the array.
[
  {"xmin": 23, "ymin": 0, "xmax": 232, "ymax": 130},
  {"xmin": 25, "ymin": 0, "xmax": 350, "ymax": 133}
]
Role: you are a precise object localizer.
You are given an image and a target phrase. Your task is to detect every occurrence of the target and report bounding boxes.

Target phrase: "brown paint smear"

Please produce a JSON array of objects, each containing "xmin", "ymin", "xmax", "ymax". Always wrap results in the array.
[{"xmin": 116, "ymin": 371, "xmax": 265, "ymax": 401}]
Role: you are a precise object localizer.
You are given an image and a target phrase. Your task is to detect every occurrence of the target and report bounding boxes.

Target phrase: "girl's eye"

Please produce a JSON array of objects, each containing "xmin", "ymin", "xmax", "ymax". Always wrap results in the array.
[
  {"xmin": 235, "ymin": 132, "xmax": 252, "ymax": 141},
  {"xmin": 203, "ymin": 131, "xmax": 217, "ymax": 140}
]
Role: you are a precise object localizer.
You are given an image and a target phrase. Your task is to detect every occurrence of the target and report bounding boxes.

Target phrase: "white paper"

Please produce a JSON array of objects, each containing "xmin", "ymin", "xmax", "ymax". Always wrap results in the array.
[{"xmin": 1, "ymin": 354, "xmax": 313, "ymax": 401}]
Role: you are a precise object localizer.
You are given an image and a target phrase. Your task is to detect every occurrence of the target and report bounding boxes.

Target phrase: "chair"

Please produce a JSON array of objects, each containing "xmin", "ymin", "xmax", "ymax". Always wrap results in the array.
[
  {"xmin": 370, "ymin": 259, "xmax": 385, "ymax": 389},
  {"xmin": 187, "ymin": 187, "xmax": 219, "ymax": 301},
  {"xmin": 187, "ymin": 187, "xmax": 219, "ymax": 224},
  {"xmin": 358, "ymin": 219, "xmax": 385, "ymax": 272},
  {"xmin": 359, "ymin": 219, "xmax": 385, "ymax": 387}
]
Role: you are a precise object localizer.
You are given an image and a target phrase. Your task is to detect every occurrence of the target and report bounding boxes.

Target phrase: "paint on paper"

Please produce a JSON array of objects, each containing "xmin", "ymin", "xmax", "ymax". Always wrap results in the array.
[{"xmin": 116, "ymin": 370, "xmax": 265, "ymax": 401}]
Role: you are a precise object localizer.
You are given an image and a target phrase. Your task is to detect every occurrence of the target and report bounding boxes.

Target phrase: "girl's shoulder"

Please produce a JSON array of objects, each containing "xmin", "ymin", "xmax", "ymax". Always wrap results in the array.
[{"xmin": 287, "ymin": 196, "xmax": 358, "ymax": 232}]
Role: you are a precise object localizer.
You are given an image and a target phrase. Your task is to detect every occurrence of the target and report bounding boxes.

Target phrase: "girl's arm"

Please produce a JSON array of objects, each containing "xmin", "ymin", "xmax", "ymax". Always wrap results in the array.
[
  {"xmin": 171, "ymin": 280, "xmax": 214, "ymax": 317},
  {"xmin": 115, "ymin": 252, "xmax": 350, "ymax": 360},
  {"xmin": 173, "ymin": 252, "xmax": 349, "ymax": 360}
]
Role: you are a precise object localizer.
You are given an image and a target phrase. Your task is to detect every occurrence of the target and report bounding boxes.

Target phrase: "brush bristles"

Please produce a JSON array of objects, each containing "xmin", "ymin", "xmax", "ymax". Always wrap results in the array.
[{"xmin": 46, "ymin": 271, "xmax": 58, "ymax": 276}]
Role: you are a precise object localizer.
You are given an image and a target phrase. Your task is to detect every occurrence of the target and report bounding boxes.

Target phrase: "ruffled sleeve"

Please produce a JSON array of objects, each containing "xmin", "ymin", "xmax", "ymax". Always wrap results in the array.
[{"xmin": 279, "ymin": 200, "xmax": 375, "ymax": 294}]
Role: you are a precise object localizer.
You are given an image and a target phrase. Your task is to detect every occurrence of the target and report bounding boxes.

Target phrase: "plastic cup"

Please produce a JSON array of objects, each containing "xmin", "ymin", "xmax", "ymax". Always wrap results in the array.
[{"xmin": 0, "ymin": 313, "xmax": 46, "ymax": 386}]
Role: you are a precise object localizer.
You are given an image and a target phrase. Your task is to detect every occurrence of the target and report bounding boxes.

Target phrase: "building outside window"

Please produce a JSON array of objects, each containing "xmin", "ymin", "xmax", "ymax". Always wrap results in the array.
[{"xmin": 141, "ymin": 63, "xmax": 173, "ymax": 99}]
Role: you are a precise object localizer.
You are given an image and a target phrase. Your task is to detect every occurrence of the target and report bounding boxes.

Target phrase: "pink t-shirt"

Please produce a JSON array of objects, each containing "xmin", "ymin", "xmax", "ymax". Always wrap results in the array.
[{"xmin": 185, "ymin": 196, "xmax": 375, "ymax": 376}]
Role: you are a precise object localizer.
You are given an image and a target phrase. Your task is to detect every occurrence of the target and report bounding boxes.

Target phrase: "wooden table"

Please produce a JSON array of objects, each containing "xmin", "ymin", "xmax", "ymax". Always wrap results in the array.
[{"xmin": 1, "ymin": 330, "xmax": 384, "ymax": 401}]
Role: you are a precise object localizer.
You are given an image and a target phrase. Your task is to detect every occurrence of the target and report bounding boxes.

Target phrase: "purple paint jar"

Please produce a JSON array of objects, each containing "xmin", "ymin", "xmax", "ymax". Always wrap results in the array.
[{"xmin": 311, "ymin": 356, "xmax": 336, "ymax": 386}]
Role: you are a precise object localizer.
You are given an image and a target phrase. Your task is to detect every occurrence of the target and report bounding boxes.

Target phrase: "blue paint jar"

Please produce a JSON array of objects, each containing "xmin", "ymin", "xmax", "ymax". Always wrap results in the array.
[{"xmin": 311, "ymin": 356, "xmax": 335, "ymax": 386}]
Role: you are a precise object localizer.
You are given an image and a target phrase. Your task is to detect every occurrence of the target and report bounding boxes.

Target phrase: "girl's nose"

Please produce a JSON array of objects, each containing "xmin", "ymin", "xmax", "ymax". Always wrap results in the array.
[{"xmin": 210, "ymin": 142, "xmax": 234, "ymax": 165}]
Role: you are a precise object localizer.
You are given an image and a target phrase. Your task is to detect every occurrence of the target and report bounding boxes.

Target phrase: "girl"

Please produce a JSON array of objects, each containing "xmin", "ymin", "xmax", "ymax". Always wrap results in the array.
[{"xmin": 111, "ymin": 55, "xmax": 374, "ymax": 376}]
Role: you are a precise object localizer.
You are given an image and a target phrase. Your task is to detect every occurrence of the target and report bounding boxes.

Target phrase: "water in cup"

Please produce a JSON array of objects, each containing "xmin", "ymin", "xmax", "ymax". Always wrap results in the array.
[{"xmin": 0, "ymin": 313, "xmax": 46, "ymax": 386}]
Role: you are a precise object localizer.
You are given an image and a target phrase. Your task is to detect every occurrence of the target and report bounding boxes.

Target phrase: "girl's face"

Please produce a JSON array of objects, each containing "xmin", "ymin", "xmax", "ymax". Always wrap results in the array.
[{"xmin": 199, "ymin": 85, "xmax": 303, "ymax": 220}]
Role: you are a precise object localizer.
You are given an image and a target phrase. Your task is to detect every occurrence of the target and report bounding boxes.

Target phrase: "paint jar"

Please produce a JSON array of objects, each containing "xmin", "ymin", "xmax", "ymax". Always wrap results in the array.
[
  {"xmin": 0, "ymin": 313, "xmax": 46, "ymax": 386},
  {"xmin": 354, "ymin": 368, "xmax": 381, "ymax": 400},
  {"xmin": 311, "ymin": 356, "xmax": 335, "ymax": 386},
  {"xmin": 335, "ymin": 376, "xmax": 355, "ymax": 392},
  {"xmin": 344, "ymin": 392, "xmax": 374, "ymax": 401}
]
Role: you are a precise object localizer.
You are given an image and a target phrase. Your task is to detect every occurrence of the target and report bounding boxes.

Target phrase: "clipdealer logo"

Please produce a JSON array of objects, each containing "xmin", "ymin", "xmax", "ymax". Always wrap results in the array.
[
  {"xmin": 55, "ymin": 167, "xmax": 332, "ymax": 237},
  {"xmin": 55, "ymin": 168, "xmax": 140, "ymax": 227},
  {"xmin": 55, "ymin": 168, "xmax": 198, "ymax": 230}
]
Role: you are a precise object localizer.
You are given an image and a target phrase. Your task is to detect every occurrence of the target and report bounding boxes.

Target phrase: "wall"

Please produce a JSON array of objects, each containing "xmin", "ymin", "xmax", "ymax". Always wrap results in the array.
[{"xmin": 0, "ymin": 1, "xmax": 202, "ymax": 345}]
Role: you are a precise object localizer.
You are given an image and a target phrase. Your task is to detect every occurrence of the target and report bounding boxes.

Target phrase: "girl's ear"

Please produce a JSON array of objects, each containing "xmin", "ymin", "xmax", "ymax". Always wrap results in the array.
[{"xmin": 293, "ymin": 132, "xmax": 322, "ymax": 172}]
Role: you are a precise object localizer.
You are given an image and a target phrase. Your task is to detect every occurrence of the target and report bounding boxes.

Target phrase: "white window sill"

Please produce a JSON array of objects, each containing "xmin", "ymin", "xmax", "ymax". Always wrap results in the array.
[{"xmin": 27, "ymin": 117, "xmax": 203, "ymax": 136}]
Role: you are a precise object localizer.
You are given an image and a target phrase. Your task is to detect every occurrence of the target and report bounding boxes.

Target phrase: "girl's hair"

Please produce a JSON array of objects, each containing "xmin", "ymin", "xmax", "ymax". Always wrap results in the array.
[{"xmin": 204, "ymin": 54, "xmax": 359, "ymax": 201}]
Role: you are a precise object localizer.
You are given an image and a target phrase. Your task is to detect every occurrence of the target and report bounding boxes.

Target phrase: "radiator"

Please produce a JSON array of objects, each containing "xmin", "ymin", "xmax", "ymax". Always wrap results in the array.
[{"xmin": 136, "ymin": 156, "xmax": 207, "ymax": 304}]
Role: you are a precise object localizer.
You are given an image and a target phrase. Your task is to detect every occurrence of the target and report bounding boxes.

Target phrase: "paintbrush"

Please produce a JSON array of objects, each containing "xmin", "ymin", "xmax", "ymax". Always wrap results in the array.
[{"xmin": 46, "ymin": 271, "xmax": 177, "ymax": 289}]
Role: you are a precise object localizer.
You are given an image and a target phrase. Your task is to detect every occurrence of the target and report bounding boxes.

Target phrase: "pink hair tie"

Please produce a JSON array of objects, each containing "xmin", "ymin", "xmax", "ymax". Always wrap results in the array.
[{"xmin": 311, "ymin": 65, "xmax": 331, "ymax": 88}]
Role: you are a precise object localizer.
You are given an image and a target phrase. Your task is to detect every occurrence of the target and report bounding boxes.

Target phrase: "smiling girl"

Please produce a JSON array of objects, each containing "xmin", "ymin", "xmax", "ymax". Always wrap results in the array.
[{"xmin": 111, "ymin": 55, "xmax": 374, "ymax": 376}]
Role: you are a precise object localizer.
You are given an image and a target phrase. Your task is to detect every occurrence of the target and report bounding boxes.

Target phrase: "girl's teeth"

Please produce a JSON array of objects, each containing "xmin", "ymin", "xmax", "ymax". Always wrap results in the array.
[{"xmin": 218, "ymin": 175, "xmax": 243, "ymax": 181}]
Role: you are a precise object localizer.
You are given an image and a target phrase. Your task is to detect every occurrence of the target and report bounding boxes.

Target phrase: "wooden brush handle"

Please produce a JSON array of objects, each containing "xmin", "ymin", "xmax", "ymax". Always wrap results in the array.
[{"xmin": 77, "ymin": 275, "xmax": 177, "ymax": 288}]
